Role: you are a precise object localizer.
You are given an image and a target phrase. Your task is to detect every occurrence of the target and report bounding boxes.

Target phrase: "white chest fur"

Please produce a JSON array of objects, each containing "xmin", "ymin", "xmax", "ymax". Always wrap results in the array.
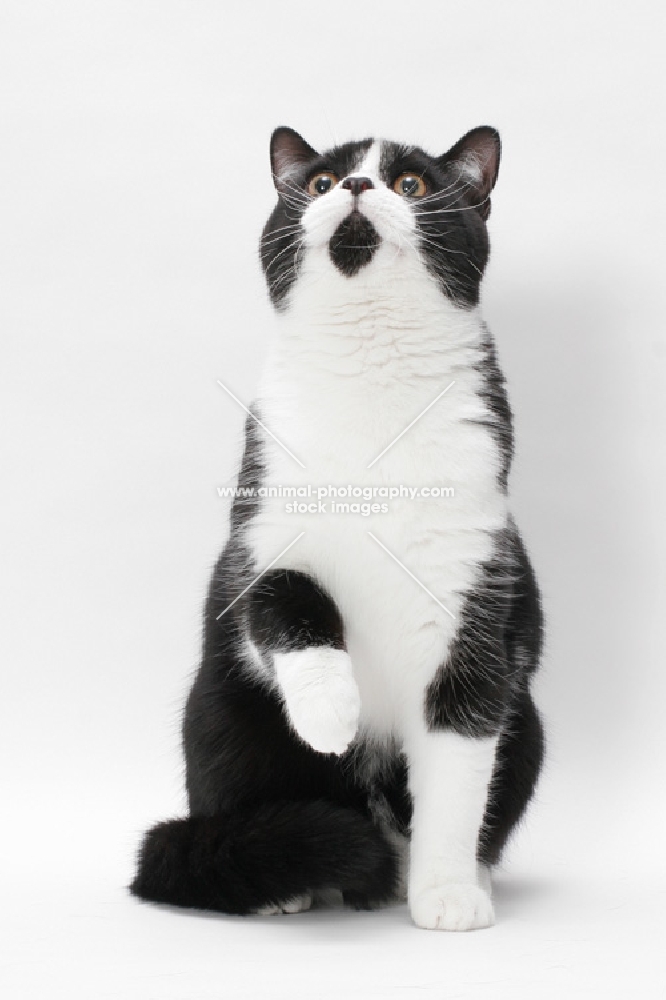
[{"xmin": 245, "ymin": 247, "xmax": 507, "ymax": 740}]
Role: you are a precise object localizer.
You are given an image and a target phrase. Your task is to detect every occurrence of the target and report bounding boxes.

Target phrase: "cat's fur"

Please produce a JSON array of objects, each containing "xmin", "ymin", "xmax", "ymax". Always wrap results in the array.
[{"xmin": 131, "ymin": 126, "xmax": 544, "ymax": 930}]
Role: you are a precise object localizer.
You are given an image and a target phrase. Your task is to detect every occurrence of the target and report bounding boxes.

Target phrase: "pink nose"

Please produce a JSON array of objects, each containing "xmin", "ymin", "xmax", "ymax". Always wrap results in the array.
[{"xmin": 341, "ymin": 176, "xmax": 374, "ymax": 196}]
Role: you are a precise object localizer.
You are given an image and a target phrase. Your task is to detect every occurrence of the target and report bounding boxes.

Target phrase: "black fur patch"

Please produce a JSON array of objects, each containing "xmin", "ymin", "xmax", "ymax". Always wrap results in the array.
[
  {"xmin": 367, "ymin": 752, "xmax": 412, "ymax": 839},
  {"xmin": 328, "ymin": 211, "xmax": 380, "ymax": 276},
  {"xmin": 131, "ymin": 800, "xmax": 398, "ymax": 915},
  {"xmin": 470, "ymin": 326, "xmax": 514, "ymax": 490},
  {"xmin": 248, "ymin": 568, "xmax": 345, "ymax": 653},
  {"xmin": 200, "ymin": 413, "xmax": 266, "ymax": 665},
  {"xmin": 229, "ymin": 413, "xmax": 265, "ymax": 530},
  {"xmin": 425, "ymin": 522, "xmax": 542, "ymax": 738},
  {"xmin": 479, "ymin": 690, "xmax": 545, "ymax": 865}
]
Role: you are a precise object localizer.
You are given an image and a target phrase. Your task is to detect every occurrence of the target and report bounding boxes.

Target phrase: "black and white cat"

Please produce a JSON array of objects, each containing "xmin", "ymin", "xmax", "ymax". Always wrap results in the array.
[{"xmin": 131, "ymin": 126, "xmax": 544, "ymax": 931}]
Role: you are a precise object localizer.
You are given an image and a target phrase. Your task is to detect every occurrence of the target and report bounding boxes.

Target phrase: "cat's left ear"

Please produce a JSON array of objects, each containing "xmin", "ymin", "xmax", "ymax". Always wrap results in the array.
[
  {"xmin": 437, "ymin": 126, "xmax": 501, "ymax": 221},
  {"xmin": 270, "ymin": 127, "xmax": 319, "ymax": 192}
]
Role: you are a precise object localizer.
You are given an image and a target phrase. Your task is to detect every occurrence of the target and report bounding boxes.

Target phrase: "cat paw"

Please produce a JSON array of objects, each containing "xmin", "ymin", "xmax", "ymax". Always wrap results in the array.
[
  {"xmin": 274, "ymin": 648, "xmax": 360, "ymax": 755},
  {"xmin": 410, "ymin": 883, "xmax": 494, "ymax": 931},
  {"xmin": 255, "ymin": 894, "xmax": 312, "ymax": 916}
]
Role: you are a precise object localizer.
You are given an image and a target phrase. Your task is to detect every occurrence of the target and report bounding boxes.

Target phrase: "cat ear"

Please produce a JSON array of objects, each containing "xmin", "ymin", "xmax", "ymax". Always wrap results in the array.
[
  {"xmin": 270, "ymin": 127, "xmax": 319, "ymax": 192},
  {"xmin": 437, "ymin": 126, "xmax": 501, "ymax": 221}
]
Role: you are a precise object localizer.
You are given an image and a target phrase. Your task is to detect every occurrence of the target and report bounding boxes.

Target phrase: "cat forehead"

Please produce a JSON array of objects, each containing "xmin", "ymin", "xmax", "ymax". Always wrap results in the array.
[{"xmin": 318, "ymin": 139, "xmax": 431, "ymax": 179}]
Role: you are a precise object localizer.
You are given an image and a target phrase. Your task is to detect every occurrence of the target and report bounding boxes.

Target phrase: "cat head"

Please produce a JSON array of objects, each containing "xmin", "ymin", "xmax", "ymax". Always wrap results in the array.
[{"xmin": 260, "ymin": 126, "xmax": 500, "ymax": 311}]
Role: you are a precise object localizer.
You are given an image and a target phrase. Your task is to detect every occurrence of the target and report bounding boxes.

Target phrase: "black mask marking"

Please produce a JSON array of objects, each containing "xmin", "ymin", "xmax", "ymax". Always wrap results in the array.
[{"xmin": 328, "ymin": 211, "xmax": 380, "ymax": 277}]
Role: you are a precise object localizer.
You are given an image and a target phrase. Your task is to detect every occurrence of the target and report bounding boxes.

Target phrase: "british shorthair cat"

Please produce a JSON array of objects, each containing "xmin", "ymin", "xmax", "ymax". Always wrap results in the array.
[{"xmin": 131, "ymin": 125, "xmax": 544, "ymax": 931}]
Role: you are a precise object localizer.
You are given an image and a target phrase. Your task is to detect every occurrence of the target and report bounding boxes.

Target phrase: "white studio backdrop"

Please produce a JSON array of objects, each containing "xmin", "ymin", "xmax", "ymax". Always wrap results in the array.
[{"xmin": 1, "ymin": 2, "xmax": 665, "ymax": 998}]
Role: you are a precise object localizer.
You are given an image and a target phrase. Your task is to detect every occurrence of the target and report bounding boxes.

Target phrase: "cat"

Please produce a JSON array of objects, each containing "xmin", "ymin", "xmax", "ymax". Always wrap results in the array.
[{"xmin": 131, "ymin": 125, "xmax": 544, "ymax": 931}]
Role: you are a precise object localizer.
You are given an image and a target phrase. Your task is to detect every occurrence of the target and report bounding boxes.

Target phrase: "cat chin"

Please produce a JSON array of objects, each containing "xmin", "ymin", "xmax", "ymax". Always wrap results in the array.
[{"xmin": 328, "ymin": 213, "xmax": 380, "ymax": 277}]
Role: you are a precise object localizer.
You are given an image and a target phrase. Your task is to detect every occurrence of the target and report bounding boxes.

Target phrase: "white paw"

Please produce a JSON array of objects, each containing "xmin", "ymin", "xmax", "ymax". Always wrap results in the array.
[
  {"xmin": 274, "ymin": 648, "xmax": 360, "ymax": 755},
  {"xmin": 410, "ymin": 883, "xmax": 495, "ymax": 931},
  {"xmin": 255, "ymin": 894, "xmax": 312, "ymax": 916}
]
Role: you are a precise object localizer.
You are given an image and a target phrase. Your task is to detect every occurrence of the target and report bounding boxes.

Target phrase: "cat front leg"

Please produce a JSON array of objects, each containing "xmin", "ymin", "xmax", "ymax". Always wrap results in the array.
[
  {"xmin": 248, "ymin": 569, "xmax": 360, "ymax": 755},
  {"xmin": 406, "ymin": 729, "xmax": 499, "ymax": 931}
]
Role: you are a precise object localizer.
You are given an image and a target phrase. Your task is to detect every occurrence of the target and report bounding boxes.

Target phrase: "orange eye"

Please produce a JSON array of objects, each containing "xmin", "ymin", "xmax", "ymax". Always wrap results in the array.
[
  {"xmin": 393, "ymin": 173, "xmax": 427, "ymax": 197},
  {"xmin": 308, "ymin": 172, "xmax": 339, "ymax": 196}
]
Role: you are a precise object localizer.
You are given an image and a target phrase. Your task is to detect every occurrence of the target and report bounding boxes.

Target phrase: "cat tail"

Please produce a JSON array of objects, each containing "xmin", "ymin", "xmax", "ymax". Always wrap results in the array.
[{"xmin": 130, "ymin": 799, "xmax": 399, "ymax": 914}]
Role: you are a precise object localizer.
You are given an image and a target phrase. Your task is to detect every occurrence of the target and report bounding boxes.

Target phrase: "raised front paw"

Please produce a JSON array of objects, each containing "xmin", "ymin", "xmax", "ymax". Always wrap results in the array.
[
  {"xmin": 410, "ymin": 883, "xmax": 494, "ymax": 931},
  {"xmin": 274, "ymin": 648, "xmax": 360, "ymax": 755}
]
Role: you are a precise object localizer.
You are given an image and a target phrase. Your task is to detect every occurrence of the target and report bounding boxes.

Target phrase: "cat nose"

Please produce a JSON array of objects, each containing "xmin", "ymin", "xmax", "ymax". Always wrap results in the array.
[{"xmin": 341, "ymin": 176, "xmax": 374, "ymax": 196}]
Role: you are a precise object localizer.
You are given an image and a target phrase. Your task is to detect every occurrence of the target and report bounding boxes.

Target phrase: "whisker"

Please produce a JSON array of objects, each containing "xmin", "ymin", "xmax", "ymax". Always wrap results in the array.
[
  {"xmin": 414, "ymin": 194, "xmax": 490, "ymax": 217},
  {"xmin": 260, "ymin": 228, "xmax": 302, "ymax": 249}
]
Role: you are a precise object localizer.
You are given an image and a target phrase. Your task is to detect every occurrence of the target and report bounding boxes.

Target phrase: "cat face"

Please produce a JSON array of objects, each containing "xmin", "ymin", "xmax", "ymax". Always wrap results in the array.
[{"xmin": 260, "ymin": 127, "xmax": 500, "ymax": 311}]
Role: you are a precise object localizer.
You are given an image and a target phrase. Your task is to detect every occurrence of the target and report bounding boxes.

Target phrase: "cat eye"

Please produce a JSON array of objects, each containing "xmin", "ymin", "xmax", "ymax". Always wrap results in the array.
[
  {"xmin": 393, "ymin": 173, "xmax": 427, "ymax": 198},
  {"xmin": 308, "ymin": 172, "xmax": 339, "ymax": 196}
]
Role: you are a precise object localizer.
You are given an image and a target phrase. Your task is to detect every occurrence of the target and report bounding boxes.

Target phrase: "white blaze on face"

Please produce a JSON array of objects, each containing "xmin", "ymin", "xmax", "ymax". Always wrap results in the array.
[
  {"xmin": 354, "ymin": 140, "xmax": 382, "ymax": 183},
  {"xmin": 301, "ymin": 140, "xmax": 416, "ymax": 253}
]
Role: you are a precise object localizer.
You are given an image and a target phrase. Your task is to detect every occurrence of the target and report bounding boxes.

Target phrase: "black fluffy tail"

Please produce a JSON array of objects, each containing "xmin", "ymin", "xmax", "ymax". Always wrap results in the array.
[{"xmin": 130, "ymin": 800, "xmax": 398, "ymax": 914}]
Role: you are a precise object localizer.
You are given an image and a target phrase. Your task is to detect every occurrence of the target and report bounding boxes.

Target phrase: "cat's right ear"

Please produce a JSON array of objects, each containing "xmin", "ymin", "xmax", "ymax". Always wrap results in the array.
[
  {"xmin": 437, "ymin": 127, "xmax": 501, "ymax": 221},
  {"xmin": 270, "ymin": 127, "xmax": 318, "ymax": 192}
]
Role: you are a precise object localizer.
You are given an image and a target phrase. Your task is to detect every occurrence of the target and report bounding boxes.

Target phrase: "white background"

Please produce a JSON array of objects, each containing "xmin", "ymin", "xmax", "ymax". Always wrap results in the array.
[{"xmin": 2, "ymin": 2, "xmax": 665, "ymax": 997}]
